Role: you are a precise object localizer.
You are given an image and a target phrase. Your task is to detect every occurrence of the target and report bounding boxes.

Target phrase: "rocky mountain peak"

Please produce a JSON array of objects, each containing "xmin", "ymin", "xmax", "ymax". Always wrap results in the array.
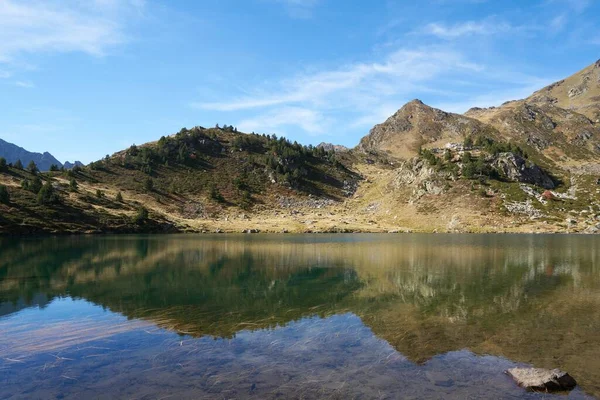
[{"xmin": 358, "ymin": 99, "xmax": 493, "ymax": 158}]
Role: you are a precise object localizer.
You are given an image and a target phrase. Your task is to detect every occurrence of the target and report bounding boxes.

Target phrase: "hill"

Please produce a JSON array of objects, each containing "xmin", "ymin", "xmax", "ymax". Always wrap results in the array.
[
  {"xmin": 1, "ymin": 60, "xmax": 600, "ymax": 235},
  {"xmin": 528, "ymin": 59, "xmax": 600, "ymax": 122},
  {"xmin": 358, "ymin": 99, "xmax": 498, "ymax": 159},
  {"xmin": 0, "ymin": 126, "xmax": 360, "ymax": 234}
]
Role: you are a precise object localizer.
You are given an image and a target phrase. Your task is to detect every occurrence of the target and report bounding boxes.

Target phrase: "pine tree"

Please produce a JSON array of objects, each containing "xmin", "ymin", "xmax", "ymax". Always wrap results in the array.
[
  {"xmin": 144, "ymin": 177, "xmax": 154, "ymax": 192},
  {"xmin": 0, "ymin": 157, "xmax": 7, "ymax": 172},
  {"xmin": 0, "ymin": 185, "xmax": 9, "ymax": 205},
  {"xmin": 69, "ymin": 178, "xmax": 78, "ymax": 192},
  {"xmin": 37, "ymin": 181, "xmax": 59, "ymax": 205},
  {"xmin": 133, "ymin": 206, "xmax": 148, "ymax": 224},
  {"xmin": 27, "ymin": 160, "xmax": 38, "ymax": 174},
  {"xmin": 14, "ymin": 159, "xmax": 23, "ymax": 169}
]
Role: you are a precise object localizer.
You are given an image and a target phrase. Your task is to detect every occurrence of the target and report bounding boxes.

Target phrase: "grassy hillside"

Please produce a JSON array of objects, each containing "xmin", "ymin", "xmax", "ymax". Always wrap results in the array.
[{"xmin": 0, "ymin": 126, "xmax": 359, "ymax": 234}]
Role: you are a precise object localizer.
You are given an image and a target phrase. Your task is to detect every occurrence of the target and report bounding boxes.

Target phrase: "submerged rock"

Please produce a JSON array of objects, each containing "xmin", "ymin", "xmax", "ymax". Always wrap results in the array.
[{"xmin": 506, "ymin": 367, "xmax": 577, "ymax": 392}]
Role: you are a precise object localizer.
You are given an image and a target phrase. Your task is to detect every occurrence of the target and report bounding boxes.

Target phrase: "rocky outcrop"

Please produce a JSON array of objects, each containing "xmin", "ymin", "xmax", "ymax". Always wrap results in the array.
[
  {"xmin": 392, "ymin": 158, "xmax": 449, "ymax": 203},
  {"xmin": 492, "ymin": 152, "xmax": 555, "ymax": 189},
  {"xmin": 506, "ymin": 368, "xmax": 577, "ymax": 392},
  {"xmin": 317, "ymin": 143, "xmax": 349, "ymax": 153}
]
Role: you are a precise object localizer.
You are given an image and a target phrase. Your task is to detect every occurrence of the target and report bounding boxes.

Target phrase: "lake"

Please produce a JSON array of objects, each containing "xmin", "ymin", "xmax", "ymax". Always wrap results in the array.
[{"xmin": 1, "ymin": 234, "xmax": 599, "ymax": 399}]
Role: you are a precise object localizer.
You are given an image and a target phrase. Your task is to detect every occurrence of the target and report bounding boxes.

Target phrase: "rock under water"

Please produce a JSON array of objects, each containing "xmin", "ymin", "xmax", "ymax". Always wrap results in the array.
[{"xmin": 506, "ymin": 368, "xmax": 577, "ymax": 392}]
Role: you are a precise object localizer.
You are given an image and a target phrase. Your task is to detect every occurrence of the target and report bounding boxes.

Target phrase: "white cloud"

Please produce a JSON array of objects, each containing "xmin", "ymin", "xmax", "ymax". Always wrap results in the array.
[
  {"xmin": 0, "ymin": 0, "xmax": 144, "ymax": 63},
  {"xmin": 238, "ymin": 107, "xmax": 331, "ymax": 135},
  {"xmin": 192, "ymin": 47, "xmax": 490, "ymax": 141},
  {"xmin": 433, "ymin": 77, "xmax": 555, "ymax": 114},
  {"xmin": 0, "ymin": 70, "xmax": 11, "ymax": 79},
  {"xmin": 194, "ymin": 49, "xmax": 483, "ymax": 112},
  {"xmin": 420, "ymin": 20, "xmax": 514, "ymax": 39},
  {"xmin": 14, "ymin": 80, "xmax": 35, "ymax": 88}
]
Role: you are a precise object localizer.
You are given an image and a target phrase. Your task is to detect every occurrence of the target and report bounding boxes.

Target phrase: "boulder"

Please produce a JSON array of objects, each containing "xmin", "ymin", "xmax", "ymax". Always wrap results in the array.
[
  {"xmin": 492, "ymin": 152, "xmax": 555, "ymax": 189},
  {"xmin": 506, "ymin": 368, "xmax": 577, "ymax": 392}
]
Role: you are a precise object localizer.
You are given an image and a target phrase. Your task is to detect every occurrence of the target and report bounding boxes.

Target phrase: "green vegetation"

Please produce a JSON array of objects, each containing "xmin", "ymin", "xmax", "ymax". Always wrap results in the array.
[
  {"xmin": 37, "ymin": 181, "xmax": 59, "ymax": 205},
  {"xmin": 473, "ymin": 136, "xmax": 527, "ymax": 158},
  {"xmin": 0, "ymin": 184, "xmax": 10, "ymax": 204},
  {"xmin": 133, "ymin": 206, "xmax": 148, "ymax": 224},
  {"xmin": 69, "ymin": 178, "xmax": 78, "ymax": 192},
  {"xmin": 14, "ymin": 159, "xmax": 23, "ymax": 170},
  {"xmin": 21, "ymin": 176, "xmax": 43, "ymax": 193},
  {"xmin": 420, "ymin": 136, "xmax": 530, "ymax": 183},
  {"xmin": 144, "ymin": 177, "xmax": 154, "ymax": 192},
  {"xmin": 115, "ymin": 191, "xmax": 123, "ymax": 202},
  {"xmin": 27, "ymin": 160, "xmax": 38, "ymax": 174},
  {"xmin": 0, "ymin": 157, "xmax": 7, "ymax": 172}
]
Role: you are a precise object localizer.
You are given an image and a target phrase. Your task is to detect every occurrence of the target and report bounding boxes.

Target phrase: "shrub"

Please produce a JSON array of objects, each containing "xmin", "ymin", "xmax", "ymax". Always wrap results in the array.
[
  {"xmin": 239, "ymin": 190, "xmax": 252, "ymax": 210},
  {"xmin": 50, "ymin": 164, "xmax": 60, "ymax": 172},
  {"xmin": 69, "ymin": 178, "xmax": 78, "ymax": 192},
  {"xmin": 0, "ymin": 185, "xmax": 9, "ymax": 204},
  {"xmin": 133, "ymin": 206, "xmax": 148, "ymax": 224},
  {"xmin": 209, "ymin": 184, "xmax": 224, "ymax": 202},
  {"xmin": 96, "ymin": 189, "xmax": 104, "ymax": 198},
  {"xmin": 115, "ymin": 191, "xmax": 123, "ymax": 202},
  {"xmin": 444, "ymin": 149, "xmax": 452, "ymax": 161},
  {"xmin": 144, "ymin": 177, "xmax": 154, "ymax": 192},
  {"xmin": 37, "ymin": 182, "xmax": 59, "ymax": 205},
  {"xmin": 22, "ymin": 176, "xmax": 43, "ymax": 193}
]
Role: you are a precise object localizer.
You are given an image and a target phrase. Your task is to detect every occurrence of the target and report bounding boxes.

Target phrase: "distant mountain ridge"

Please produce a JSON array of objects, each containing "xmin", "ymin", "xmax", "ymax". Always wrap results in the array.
[{"xmin": 0, "ymin": 138, "xmax": 82, "ymax": 171}]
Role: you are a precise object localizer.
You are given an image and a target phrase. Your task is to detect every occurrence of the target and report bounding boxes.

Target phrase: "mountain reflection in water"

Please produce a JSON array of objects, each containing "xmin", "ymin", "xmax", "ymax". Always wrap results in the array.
[{"xmin": 1, "ymin": 234, "xmax": 599, "ymax": 399}]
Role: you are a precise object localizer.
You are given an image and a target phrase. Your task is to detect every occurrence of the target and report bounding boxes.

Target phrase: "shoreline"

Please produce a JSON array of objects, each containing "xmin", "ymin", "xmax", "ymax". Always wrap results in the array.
[{"xmin": 1, "ymin": 226, "xmax": 596, "ymax": 237}]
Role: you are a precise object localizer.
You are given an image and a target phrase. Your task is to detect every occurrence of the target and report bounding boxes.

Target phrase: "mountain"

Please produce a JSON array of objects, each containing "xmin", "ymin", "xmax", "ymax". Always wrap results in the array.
[
  {"xmin": 0, "ymin": 138, "xmax": 63, "ymax": 171},
  {"xmin": 358, "ymin": 99, "xmax": 498, "ymax": 158},
  {"xmin": 63, "ymin": 161, "xmax": 84, "ymax": 169},
  {"xmin": 1, "ymin": 60, "xmax": 600, "ymax": 235},
  {"xmin": 528, "ymin": 59, "xmax": 600, "ymax": 122}
]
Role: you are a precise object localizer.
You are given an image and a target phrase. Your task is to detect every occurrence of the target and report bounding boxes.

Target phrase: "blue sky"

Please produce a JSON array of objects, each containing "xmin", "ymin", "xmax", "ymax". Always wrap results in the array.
[{"xmin": 0, "ymin": 0, "xmax": 598, "ymax": 163}]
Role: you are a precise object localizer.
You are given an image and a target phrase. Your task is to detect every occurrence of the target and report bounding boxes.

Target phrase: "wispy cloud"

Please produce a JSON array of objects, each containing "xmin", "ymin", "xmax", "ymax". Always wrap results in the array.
[
  {"xmin": 192, "ymin": 47, "xmax": 488, "ymax": 138},
  {"xmin": 0, "ymin": 0, "xmax": 145, "ymax": 63},
  {"xmin": 14, "ymin": 80, "xmax": 35, "ymax": 88},
  {"xmin": 238, "ymin": 107, "xmax": 330, "ymax": 135},
  {"xmin": 271, "ymin": 0, "xmax": 320, "ymax": 19},
  {"xmin": 549, "ymin": 14, "xmax": 568, "ymax": 32},
  {"xmin": 194, "ymin": 49, "xmax": 482, "ymax": 112},
  {"xmin": 549, "ymin": 0, "xmax": 591, "ymax": 13},
  {"xmin": 420, "ymin": 20, "xmax": 516, "ymax": 39}
]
